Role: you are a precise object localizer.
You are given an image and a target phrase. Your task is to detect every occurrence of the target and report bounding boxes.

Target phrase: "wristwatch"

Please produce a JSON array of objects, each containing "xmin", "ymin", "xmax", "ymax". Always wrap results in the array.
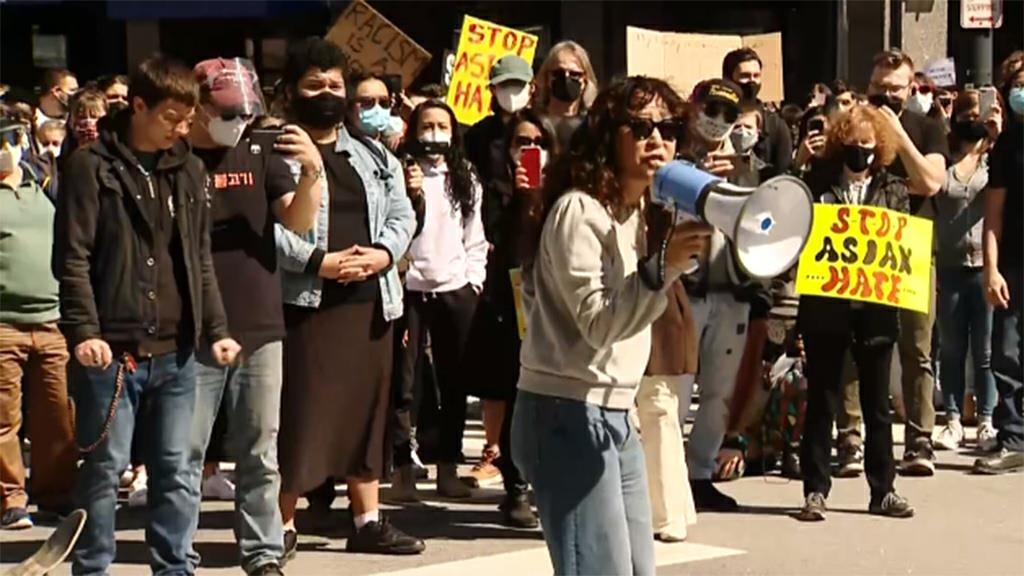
[{"xmin": 302, "ymin": 164, "xmax": 325, "ymax": 180}]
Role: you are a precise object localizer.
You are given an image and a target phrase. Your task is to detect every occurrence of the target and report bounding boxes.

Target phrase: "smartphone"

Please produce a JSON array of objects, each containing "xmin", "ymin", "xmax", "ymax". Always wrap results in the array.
[
  {"xmin": 979, "ymin": 86, "xmax": 996, "ymax": 119},
  {"xmin": 808, "ymin": 118, "xmax": 825, "ymax": 134},
  {"xmin": 867, "ymin": 93, "xmax": 888, "ymax": 109},
  {"xmin": 521, "ymin": 146, "xmax": 542, "ymax": 189},
  {"xmin": 384, "ymin": 74, "xmax": 403, "ymax": 108},
  {"xmin": 249, "ymin": 128, "xmax": 285, "ymax": 154}
]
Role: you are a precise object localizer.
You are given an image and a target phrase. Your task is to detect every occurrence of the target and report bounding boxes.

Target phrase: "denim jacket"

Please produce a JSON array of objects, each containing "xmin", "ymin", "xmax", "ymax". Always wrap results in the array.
[{"xmin": 275, "ymin": 127, "xmax": 415, "ymax": 321}]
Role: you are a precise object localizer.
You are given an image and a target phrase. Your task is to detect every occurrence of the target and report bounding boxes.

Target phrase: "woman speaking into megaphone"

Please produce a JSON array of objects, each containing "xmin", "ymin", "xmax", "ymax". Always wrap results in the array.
[{"xmin": 510, "ymin": 76, "xmax": 711, "ymax": 576}]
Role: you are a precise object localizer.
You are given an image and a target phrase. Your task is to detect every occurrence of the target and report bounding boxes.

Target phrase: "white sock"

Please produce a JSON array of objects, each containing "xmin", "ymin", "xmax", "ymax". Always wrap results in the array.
[
  {"xmin": 354, "ymin": 510, "xmax": 380, "ymax": 530},
  {"xmin": 948, "ymin": 413, "xmax": 961, "ymax": 424},
  {"xmin": 980, "ymin": 416, "xmax": 993, "ymax": 425}
]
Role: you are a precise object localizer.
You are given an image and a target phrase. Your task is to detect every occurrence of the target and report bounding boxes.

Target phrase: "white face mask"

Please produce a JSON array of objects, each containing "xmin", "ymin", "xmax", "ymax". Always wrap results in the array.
[
  {"xmin": 383, "ymin": 115, "xmax": 405, "ymax": 137},
  {"xmin": 0, "ymin": 143, "xmax": 23, "ymax": 175},
  {"xmin": 906, "ymin": 93, "xmax": 933, "ymax": 115},
  {"xmin": 207, "ymin": 116, "xmax": 249, "ymax": 148},
  {"xmin": 37, "ymin": 140, "xmax": 61, "ymax": 158},
  {"xmin": 493, "ymin": 84, "xmax": 531, "ymax": 114},
  {"xmin": 695, "ymin": 112, "xmax": 734, "ymax": 143},
  {"xmin": 730, "ymin": 126, "xmax": 759, "ymax": 153}
]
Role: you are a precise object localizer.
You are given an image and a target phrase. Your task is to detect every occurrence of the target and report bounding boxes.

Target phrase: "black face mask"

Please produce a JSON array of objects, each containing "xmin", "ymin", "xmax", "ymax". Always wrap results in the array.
[
  {"xmin": 291, "ymin": 93, "xmax": 347, "ymax": 130},
  {"xmin": 951, "ymin": 119, "xmax": 989, "ymax": 143},
  {"xmin": 413, "ymin": 140, "xmax": 451, "ymax": 157},
  {"xmin": 842, "ymin": 144, "xmax": 875, "ymax": 173},
  {"xmin": 739, "ymin": 81, "xmax": 761, "ymax": 101},
  {"xmin": 551, "ymin": 75, "xmax": 583, "ymax": 103},
  {"xmin": 868, "ymin": 93, "xmax": 903, "ymax": 115}
]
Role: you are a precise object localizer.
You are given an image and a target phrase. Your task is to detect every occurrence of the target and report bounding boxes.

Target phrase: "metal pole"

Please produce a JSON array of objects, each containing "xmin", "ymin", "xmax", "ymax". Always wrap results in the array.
[
  {"xmin": 889, "ymin": 0, "xmax": 904, "ymax": 49},
  {"xmin": 971, "ymin": 28, "xmax": 994, "ymax": 85}
]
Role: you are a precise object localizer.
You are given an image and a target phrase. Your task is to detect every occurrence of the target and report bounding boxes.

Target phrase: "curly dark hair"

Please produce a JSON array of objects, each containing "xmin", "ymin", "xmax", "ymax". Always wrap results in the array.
[
  {"xmin": 402, "ymin": 99, "xmax": 478, "ymax": 221},
  {"xmin": 522, "ymin": 76, "xmax": 686, "ymax": 267}
]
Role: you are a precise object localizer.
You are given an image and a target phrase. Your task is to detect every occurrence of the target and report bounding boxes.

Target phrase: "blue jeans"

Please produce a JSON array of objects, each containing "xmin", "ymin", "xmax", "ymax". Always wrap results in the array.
[
  {"xmin": 511, "ymin": 391, "xmax": 655, "ymax": 576},
  {"xmin": 993, "ymin": 267, "xmax": 1024, "ymax": 452},
  {"xmin": 938, "ymin": 267, "xmax": 996, "ymax": 418},
  {"xmin": 72, "ymin": 349, "xmax": 197, "ymax": 576},
  {"xmin": 185, "ymin": 341, "xmax": 284, "ymax": 573}
]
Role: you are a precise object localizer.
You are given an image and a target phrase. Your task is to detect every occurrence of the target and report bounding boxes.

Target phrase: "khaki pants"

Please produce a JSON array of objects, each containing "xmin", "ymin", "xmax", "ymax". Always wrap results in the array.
[
  {"xmin": 0, "ymin": 323, "xmax": 76, "ymax": 511},
  {"xmin": 637, "ymin": 375, "xmax": 697, "ymax": 538}
]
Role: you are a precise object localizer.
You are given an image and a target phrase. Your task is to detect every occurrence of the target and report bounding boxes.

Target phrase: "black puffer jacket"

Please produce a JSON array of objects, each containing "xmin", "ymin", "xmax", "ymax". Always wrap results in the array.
[
  {"xmin": 797, "ymin": 160, "xmax": 910, "ymax": 345},
  {"xmin": 52, "ymin": 110, "xmax": 229, "ymax": 351}
]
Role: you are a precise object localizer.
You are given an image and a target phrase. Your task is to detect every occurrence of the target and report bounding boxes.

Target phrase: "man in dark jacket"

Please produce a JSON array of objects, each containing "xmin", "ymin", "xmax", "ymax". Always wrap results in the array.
[
  {"xmin": 52, "ymin": 55, "xmax": 240, "ymax": 576},
  {"xmin": 722, "ymin": 47, "xmax": 793, "ymax": 179}
]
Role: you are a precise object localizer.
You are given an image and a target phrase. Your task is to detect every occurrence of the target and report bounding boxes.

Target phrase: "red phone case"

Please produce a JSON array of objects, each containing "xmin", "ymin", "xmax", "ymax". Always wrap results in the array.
[{"xmin": 522, "ymin": 147, "xmax": 541, "ymax": 188}]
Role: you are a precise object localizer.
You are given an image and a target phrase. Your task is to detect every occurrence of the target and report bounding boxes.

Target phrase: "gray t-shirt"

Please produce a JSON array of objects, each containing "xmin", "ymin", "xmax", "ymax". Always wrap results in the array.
[{"xmin": 934, "ymin": 157, "xmax": 988, "ymax": 269}]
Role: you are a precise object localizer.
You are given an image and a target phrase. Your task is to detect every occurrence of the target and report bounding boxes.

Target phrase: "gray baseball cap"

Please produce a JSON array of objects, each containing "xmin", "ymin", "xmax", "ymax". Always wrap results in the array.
[{"xmin": 489, "ymin": 55, "xmax": 534, "ymax": 86}]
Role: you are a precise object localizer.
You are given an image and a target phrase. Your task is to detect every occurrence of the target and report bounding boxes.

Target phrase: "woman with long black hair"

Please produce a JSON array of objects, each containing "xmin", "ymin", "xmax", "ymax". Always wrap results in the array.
[
  {"xmin": 511, "ymin": 76, "xmax": 712, "ymax": 575},
  {"xmin": 393, "ymin": 100, "xmax": 488, "ymax": 500}
]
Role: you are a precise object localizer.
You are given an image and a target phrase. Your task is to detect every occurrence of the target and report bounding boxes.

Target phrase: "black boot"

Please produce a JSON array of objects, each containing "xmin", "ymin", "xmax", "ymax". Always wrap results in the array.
[
  {"xmin": 500, "ymin": 491, "xmax": 539, "ymax": 529},
  {"xmin": 690, "ymin": 479, "xmax": 739, "ymax": 512}
]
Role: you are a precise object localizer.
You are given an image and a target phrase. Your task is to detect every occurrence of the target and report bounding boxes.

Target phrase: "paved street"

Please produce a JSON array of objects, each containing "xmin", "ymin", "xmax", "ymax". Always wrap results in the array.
[{"xmin": 2, "ymin": 423, "xmax": 1022, "ymax": 575}]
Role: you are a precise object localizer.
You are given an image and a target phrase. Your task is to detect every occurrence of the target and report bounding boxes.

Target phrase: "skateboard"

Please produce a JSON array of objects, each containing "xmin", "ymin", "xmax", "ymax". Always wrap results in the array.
[{"xmin": 3, "ymin": 509, "xmax": 86, "ymax": 576}]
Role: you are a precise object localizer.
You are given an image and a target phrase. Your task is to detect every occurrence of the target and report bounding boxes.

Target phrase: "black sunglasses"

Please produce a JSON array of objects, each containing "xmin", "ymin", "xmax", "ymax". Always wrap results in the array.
[
  {"xmin": 355, "ymin": 96, "xmax": 391, "ymax": 109},
  {"xmin": 513, "ymin": 136, "xmax": 547, "ymax": 148},
  {"xmin": 624, "ymin": 118, "xmax": 683, "ymax": 142},
  {"xmin": 702, "ymin": 101, "xmax": 739, "ymax": 124},
  {"xmin": 552, "ymin": 69, "xmax": 585, "ymax": 81}
]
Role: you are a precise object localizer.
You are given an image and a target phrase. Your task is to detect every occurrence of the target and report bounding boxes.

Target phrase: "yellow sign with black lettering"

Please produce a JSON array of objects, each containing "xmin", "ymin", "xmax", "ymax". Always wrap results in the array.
[{"xmin": 795, "ymin": 204, "xmax": 933, "ymax": 313}]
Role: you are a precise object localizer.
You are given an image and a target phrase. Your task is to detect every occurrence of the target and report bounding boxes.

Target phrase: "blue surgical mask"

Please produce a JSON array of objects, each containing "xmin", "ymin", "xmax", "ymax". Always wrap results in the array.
[
  {"xmin": 1009, "ymin": 87, "xmax": 1024, "ymax": 116},
  {"xmin": 358, "ymin": 105, "xmax": 391, "ymax": 136}
]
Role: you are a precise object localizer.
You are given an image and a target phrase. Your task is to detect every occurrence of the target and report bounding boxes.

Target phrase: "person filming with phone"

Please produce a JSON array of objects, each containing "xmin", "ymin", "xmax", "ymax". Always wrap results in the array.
[{"xmin": 866, "ymin": 49, "xmax": 950, "ymax": 477}]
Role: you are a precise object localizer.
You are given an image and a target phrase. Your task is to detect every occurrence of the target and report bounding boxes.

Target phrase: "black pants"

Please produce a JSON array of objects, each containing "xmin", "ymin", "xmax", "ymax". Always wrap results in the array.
[
  {"xmin": 497, "ymin": 389, "xmax": 527, "ymax": 495},
  {"xmin": 393, "ymin": 285, "xmax": 478, "ymax": 466},
  {"xmin": 993, "ymin": 267, "xmax": 1024, "ymax": 452},
  {"xmin": 801, "ymin": 333, "xmax": 896, "ymax": 500}
]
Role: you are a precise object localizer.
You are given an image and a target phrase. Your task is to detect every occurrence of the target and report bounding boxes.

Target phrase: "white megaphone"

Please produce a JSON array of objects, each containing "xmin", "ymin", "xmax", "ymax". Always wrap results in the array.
[{"xmin": 652, "ymin": 160, "xmax": 814, "ymax": 279}]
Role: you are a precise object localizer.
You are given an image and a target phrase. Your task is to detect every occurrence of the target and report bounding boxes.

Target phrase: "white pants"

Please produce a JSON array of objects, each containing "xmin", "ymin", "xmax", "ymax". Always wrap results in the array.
[
  {"xmin": 637, "ymin": 375, "xmax": 698, "ymax": 537},
  {"xmin": 678, "ymin": 291, "xmax": 751, "ymax": 480}
]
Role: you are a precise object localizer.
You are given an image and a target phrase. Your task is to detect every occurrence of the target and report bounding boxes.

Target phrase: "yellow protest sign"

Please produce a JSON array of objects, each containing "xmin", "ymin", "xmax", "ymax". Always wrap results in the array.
[
  {"xmin": 325, "ymin": 0, "xmax": 431, "ymax": 89},
  {"xmin": 795, "ymin": 204, "xmax": 933, "ymax": 313},
  {"xmin": 509, "ymin": 268, "xmax": 526, "ymax": 340},
  {"xmin": 447, "ymin": 16, "xmax": 539, "ymax": 126}
]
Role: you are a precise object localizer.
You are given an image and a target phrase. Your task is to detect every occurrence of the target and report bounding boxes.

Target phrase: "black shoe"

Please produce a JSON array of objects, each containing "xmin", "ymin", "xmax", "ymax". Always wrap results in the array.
[
  {"xmin": 973, "ymin": 448, "xmax": 1024, "ymax": 475},
  {"xmin": 280, "ymin": 529, "xmax": 298, "ymax": 566},
  {"xmin": 306, "ymin": 505, "xmax": 351, "ymax": 536},
  {"xmin": 32, "ymin": 503, "xmax": 74, "ymax": 525},
  {"xmin": 690, "ymin": 479, "xmax": 738, "ymax": 512},
  {"xmin": 836, "ymin": 444, "xmax": 864, "ymax": 478},
  {"xmin": 781, "ymin": 450, "xmax": 802, "ymax": 480},
  {"xmin": 0, "ymin": 507, "xmax": 33, "ymax": 530},
  {"xmin": 899, "ymin": 439, "xmax": 935, "ymax": 477},
  {"xmin": 250, "ymin": 562, "xmax": 285, "ymax": 576},
  {"xmin": 346, "ymin": 518, "xmax": 425, "ymax": 555},
  {"xmin": 795, "ymin": 492, "xmax": 827, "ymax": 522},
  {"xmin": 869, "ymin": 492, "xmax": 914, "ymax": 518},
  {"xmin": 500, "ymin": 492, "xmax": 539, "ymax": 529}
]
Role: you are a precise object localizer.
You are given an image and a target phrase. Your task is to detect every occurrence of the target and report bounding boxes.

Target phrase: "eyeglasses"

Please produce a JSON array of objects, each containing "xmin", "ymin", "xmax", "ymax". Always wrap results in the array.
[
  {"xmin": 513, "ymin": 136, "xmax": 547, "ymax": 148},
  {"xmin": 913, "ymin": 85, "xmax": 933, "ymax": 95},
  {"xmin": 624, "ymin": 118, "xmax": 683, "ymax": 142},
  {"xmin": 220, "ymin": 113, "xmax": 254, "ymax": 122},
  {"xmin": 0, "ymin": 128, "xmax": 25, "ymax": 148},
  {"xmin": 355, "ymin": 96, "xmax": 391, "ymax": 109},
  {"xmin": 703, "ymin": 101, "xmax": 739, "ymax": 124},
  {"xmin": 870, "ymin": 81, "xmax": 910, "ymax": 95},
  {"xmin": 552, "ymin": 69, "xmax": 585, "ymax": 81}
]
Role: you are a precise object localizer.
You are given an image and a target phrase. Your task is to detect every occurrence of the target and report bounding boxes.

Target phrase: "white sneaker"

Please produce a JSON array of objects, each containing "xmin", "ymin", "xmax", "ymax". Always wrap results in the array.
[
  {"xmin": 977, "ymin": 422, "xmax": 999, "ymax": 452},
  {"xmin": 127, "ymin": 471, "xmax": 148, "ymax": 508},
  {"xmin": 202, "ymin": 471, "xmax": 236, "ymax": 501},
  {"xmin": 934, "ymin": 420, "xmax": 964, "ymax": 451},
  {"xmin": 119, "ymin": 468, "xmax": 135, "ymax": 489}
]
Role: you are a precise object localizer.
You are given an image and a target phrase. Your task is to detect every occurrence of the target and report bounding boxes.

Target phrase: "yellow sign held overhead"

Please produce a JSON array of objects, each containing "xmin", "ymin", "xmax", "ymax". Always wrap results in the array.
[{"xmin": 447, "ymin": 16, "xmax": 539, "ymax": 126}]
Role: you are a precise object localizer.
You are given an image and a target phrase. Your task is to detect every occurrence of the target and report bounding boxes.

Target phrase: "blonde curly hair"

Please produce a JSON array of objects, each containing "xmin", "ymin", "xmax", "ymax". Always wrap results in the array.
[{"xmin": 825, "ymin": 104, "xmax": 898, "ymax": 172}]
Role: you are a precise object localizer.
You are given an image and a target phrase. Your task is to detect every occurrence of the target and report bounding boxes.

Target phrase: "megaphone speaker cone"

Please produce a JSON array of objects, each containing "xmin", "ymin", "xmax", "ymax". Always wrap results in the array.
[{"xmin": 732, "ymin": 175, "xmax": 814, "ymax": 279}]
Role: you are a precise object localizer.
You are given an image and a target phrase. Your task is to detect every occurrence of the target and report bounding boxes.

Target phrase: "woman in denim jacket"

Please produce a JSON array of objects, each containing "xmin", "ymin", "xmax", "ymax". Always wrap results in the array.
[{"xmin": 272, "ymin": 38, "xmax": 419, "ymax": 559}]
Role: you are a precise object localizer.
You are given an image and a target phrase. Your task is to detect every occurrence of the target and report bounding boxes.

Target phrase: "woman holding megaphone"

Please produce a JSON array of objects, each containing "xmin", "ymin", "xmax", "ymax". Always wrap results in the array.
[
  {"xmin": 511, "ymin": 76, "xmax": 712, "ymax": 576},
  {"xmin": 795, "ymin": 104, "xmax": 915, "ymax": 522}
]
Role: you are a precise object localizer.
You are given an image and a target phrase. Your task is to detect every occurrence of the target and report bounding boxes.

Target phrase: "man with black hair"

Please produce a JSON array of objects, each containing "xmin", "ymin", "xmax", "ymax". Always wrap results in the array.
[
  {"xmin": 722, "ymin": 47, "xmax": 792, "ymax": 178},
  {"xmin": 35, "ymin": 68, "xmax": 78, "ymax": 129},
  {"xmin": 54, "ymin": 54, "xmax": 240, "ymax": 576},
  {"xmin": 97, "ymin": 74, "xmax": 129, "ymax": 108}
]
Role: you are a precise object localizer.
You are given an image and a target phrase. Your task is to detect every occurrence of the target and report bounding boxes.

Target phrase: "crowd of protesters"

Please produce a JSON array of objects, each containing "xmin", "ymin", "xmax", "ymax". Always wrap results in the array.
[{"xmin": 0, "ymin": 31, "xmax": 1021, "ymax": 576}]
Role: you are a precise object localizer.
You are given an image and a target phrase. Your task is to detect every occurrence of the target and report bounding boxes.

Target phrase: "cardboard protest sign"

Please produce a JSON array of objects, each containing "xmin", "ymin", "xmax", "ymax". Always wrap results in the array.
[
  {"xmin": 626, "ymin": 26, "xmax": 785, "ymax": 102},
  {"xmin": 795, "ymin": 205, "xmax": 933, "ymax": 313},
  {"xmin": 447, "ymin": 15, "xmax": 539, "ymax": 126},
  {"xmin": 509, "ymin": 268, "xmax": 526, "ymax": 339},
  {"xmin": 924, "ymin": 57, "xmax": 957, "ymax": 88},
  {"xmin": 325, "ymin": 0, "xmax": 431, "ymax": 88}
]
